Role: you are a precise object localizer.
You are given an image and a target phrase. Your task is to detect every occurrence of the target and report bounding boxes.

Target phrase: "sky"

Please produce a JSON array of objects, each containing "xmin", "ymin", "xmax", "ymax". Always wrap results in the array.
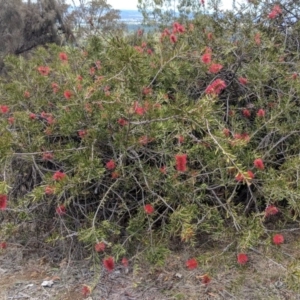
[{"xmin": 66, "ymin": 0, "xmax": 236, "ymax": 11}]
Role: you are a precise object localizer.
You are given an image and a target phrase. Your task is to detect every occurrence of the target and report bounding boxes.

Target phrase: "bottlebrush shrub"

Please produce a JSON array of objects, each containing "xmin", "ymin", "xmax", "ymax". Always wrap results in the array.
[{"xmin": 1, "ymin": 1, "xmax": 300, "ymax": 264}]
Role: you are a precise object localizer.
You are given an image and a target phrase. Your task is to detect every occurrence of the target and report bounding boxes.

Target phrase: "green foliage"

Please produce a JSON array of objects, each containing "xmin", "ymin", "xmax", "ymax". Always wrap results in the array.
[{"xmin": 1, "ymin": 0, "xmax": 300, "ymax": 268}]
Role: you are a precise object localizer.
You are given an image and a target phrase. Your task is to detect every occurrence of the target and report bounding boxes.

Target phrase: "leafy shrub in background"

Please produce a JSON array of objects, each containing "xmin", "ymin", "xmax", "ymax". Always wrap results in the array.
[{"xmin": 0, "ymin": 0, "xmax": 300, "ymax": 269}]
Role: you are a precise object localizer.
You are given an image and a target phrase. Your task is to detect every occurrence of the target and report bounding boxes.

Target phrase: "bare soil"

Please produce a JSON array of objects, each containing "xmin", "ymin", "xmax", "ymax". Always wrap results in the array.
[{"xmin": 1, "ymin": 232, "xmax": 300, "ymax": 300}]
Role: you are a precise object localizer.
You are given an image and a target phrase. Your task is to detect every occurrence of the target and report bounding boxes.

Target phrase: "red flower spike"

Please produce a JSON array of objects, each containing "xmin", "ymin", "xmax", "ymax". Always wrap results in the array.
[
  {"xmin": 201, "ymin": 274, "xmax": 211, "ymax": 284},
  {"xmin": 95, "ymin": 242, "xmax": 106, "ymax": 252},
  {"xmin": 178, "ymin": 135, "xmax": 184, "ymax": 143},
  {"xmin": 103, "ymin": 257, "xmax": 115, "ymax": 272},
  {"xmin": 24, "ymin": 90, "xmax": 30, "ymax": 98},
  {"xmin": 242, "ymin": 109, "xmax": 251, "ymax": 118},
  {"xmin": 265, "ymin": 205, "xmax": 279, "ymax": 217},
  {"xmin": 43, "ymin": 152, "xmax": 54, "ymax": 160},
  {"xmin": 257, "ymin": 109, "xmax": 265, "ymax": 117},
  {"xmin": 201, "ymin": 53, "xmax": 211, "ymax": 64},
  {"xmin": 0, "ymin": 105, "xmax": 9, "ymax": 114},
  {"xmin": 207, "ymin": 32, "xmax": 213, "ymax": 40},
  {"xmin": 59, "ymin": 52, "xmax": 68, "ymax": 62},
  {"xmin": 78, "ymin": 130, "xmax": 87, "ymax": 139},
  {"xmin": 247, "ymin": 170, "xmax": 255, "ymax": 179},
  {"xmin": 237, "ymin": 253, "xmax": 248, "ymax": 265},
  {"xmin": 205, "ymin": 79, "xmax": 226, "ymax": 95},
  {"xmin": 186, "ymin": 258, "xmax": 198, "ymax": 270},
  {"xmin": 122, "ymin": 257, "xmax": 129, "ymax": 267},
  {"xmin": 254, "ymin": 158, "xmax": 264, "ymax": 170},
  {"xmin": 223, "ymin": 128, "xmax": 230, "ymax": 137},
  {"xmin": 0, "ymin": 194, "xmax": 7, "ymax": 210},
  {"xmin": 0, "ymin": 242, "xmax": 7, "ymax": 249},
  {"xmin": 273, "ymin": 234, "xmax": 284, "ymax": 245},
  {"xmin": 117, "ymin": 118, "xmax": 128, "ymax": 126},
  {"xmin": 239, "ymin": 77, "xmax": 248, "ymax": 85},
  {"xmin": 144, "ymin": 204, "xmax": 154, "ymax": 214},
  {"xmin": 170, "ymin": 34, "xmax": 177, "ymax": 43},
  {"xmin": 37, "ymin": 66, "xmax": 50, "ymax": 76},
  {"xmin": 111, "ymin": 171, "xmax": 120, "ymax": 179},
  {"xmin": 64, "ymin": 90, "xmax": 73, "ymax": 100},
  {"xmin": 52, "ymin": 171, "xmax": 66, "ymax": 181},
  {"xmin": 81, "ymin": 285, "xmax": 91, "ymax": 297},
  {"xmin": 51, "ymin": 82, "xmax": 59, "ymax": 93},
  {"xmin": 8, "ymin": 117, "xmax": 14, "ymax": 125},
  {"xmin": 209, "ymin": 63, "xmax": 223, "ymax": 74},
  {"xmin": 56, "ymin": 204, "xmax": 66, "ymax": 216},
  {"xmin": 29, "ymin": 113, "xmax": 36, "ymax": 120},
  {"xmin": 254, "ymin": 33, "xmax": 261, "ymax": 45},
  {"xmin": 45, "ymin": 186, "xmax": 55, "ymax": 195},
  {"xmin": 175, "ymin": 154, "xmax": 187, "ymax": 172},
  {"xmin": 159, "ymin": 166, "xmax": 167, "ymax": 174},
  {"xmin": 106, "ymin": 159, "xmax": 116, "ymax": 170}
]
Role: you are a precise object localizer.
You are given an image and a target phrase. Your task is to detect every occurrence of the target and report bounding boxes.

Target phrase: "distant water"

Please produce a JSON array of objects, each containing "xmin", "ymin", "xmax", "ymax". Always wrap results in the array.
[{"xmin": 120, "ymin": 10, "xmax": 143, "ymax": 24}]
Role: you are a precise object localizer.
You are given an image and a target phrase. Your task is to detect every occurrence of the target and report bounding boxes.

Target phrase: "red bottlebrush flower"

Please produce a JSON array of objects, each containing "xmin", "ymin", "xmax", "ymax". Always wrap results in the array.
[
  {"xmin": 175, "ymin": 154, "xmax": 187, "ymax": 172},
  {"xmin": 59, "ymin": 52, "xmax": 68, "ymax": 62},
  {"xmin": 42, "ymin": 152, "xmax": 54, "ymax": 160},
  {"xmin": 201, "ymin": 53, "xmax": 211, "ymax": 64},
  {"xmin": 144, "ymin": 204, "xmax": 154, "ymax": 214},
  {"xmin": 247, "ymin": 170, "xmax": 255, "ymax": 179},
  {"xmin": 45, "ymin": 185, "xmax": 55, "ymax": 195},
  {"xmin": 133, "ymin": 102, "xmax": 146, "ymax": 115},
  {"xmin": 257, "ymin": 109, "xmax": 265, "ymax": 117},
  {"xmin": 254, "ymin": 158, "xmax": 264, "ymax": 170},
  {"xmin": 201, "ymin": 274, "xmax": 211, "ymax": 284},
  {"xmin": 0, "ymin": 194, "xmax": 8, "ymax": 210},
  {"xmin": 141, "ymin": 42, "xmax": 147, "ymax": 48},
  {"xmin": 37, "ymin": 66, "xmax": 50, "ymax": 76},
  {"xmin": 96, "ymin": 60, "xmax": 101, "ymax": 69},
  {"xmin": 0, "ymin": 105, "xmax": 9, "ymax": 114},
  {"xmin": 207, "ymin": 32, "xmax": 213, "ymax": 40},
  {"xmin": 209, "ymin": 63, "xmax": 223, "ymax": 74},
  {"xmin": 77, "ymin": 75, "xmax": 83, "ymax": 81},
  {"xmin": 52, "ymin": 171, "xmax": 66, "ymax": 181},
  {"xmin": 237, "ymin": 253, "xmax": 248, "ymax": 265},
  {"xmin": 239, "ymin": 77, "xmax": 248, "ymax": 85},
  {"xmin": 117, "ymin": 118, "xmax": 128, "ymax": 126},
  {"xmin": 142, "ymin": 87, "xmax": 152, "ymax": 95},
  {"xmin": 170, "ymin": 34, "xmax": 177, "ymax": 44},
  {"xmin": 81, "ymin": 285, "xmax": 91, "ymax": 297},
  {"xmin": 178, "ymin": 135, "xmax": 184, "ymax": 143},
  {"xmin": 89, "ymin": 67, "xmax": 95, "ymax": 75},
  {"xmin": 254, "ymin": 33, "xmax": 261, "ymax": 45},
  {"xmin": 268, "ymin": 10, "xmax": 277, "ymax": 19},
  {"xmin": 235, "ymin": 171, "xmax": 254, "ymax": 182},
  {"xmin": 29, "ymin": 113, "xmax": 36, "ymax": 120},
  {"xmin": 205, "ymin": 79, "xmax": 226, "ymax": 95},
  {"xmin": 265, "ymin": 205, "xmax": 279, "ymax": 217},
  {"xmin": 122, "ymin": 257, "xmax": 129, "ymax": 267},
  {"xmin": 0, "ymin": 242, "xmax": 7, "ymax": 249},
  {"xmin": 64, "ymin": 90, "xmax": 73, "ymax": 100},
  {"xmin": 242, "ymin": 109, "xmax": 251, "ymax": 118},
  {"xmin": 223, "ymin": 128, "xmax": 230, "ymax": 137},
  {"xmin": 159, "ymin": 166, "xmax": 167, "ymax": 174},
  {"xmin": 56, "ymin": 204, "xmax": 66, "ymax": 216},
  {"xmin": 78, "ymin": 129, "xmax": 87, "ymax": 139},
  {"xmin": 186, "ymin": 258, "xmax": 198, "ymax": 270},
  {"xmin": 95, "ymin": 242, "xmax": 106, "ymax": 252},
  {"xmin": 103, "ymin": 257, "xmax": 115, "ymax": 272},
  {"xmin": 106, "ymin": 159, "xmax": 116, "ymax": 170},
  {"xmin": 51, "ymin": 82, "xmax": 59, "ymax": 93},
  {"xmin": 111, "ymin": 171, "xmax": 120, "ymax": 179},
  {"xmin": 8, "ymin": 117, "xmax": 14, "ymax": 125},
  {"xmin": 147, "ymin": 48, "xmax": 153, "ymax": 55},
  {"xmin": 172, "ymin": 22, "xmax": 185, "ymax": 34},
  {"xmin": 134, "ymin": 46, "xmax": 143, "ymax": 53},
  {"xmin": 292, "ymin": 72, "xmax": 298, "ymax": 80},
  {"xmin": 24, "ymin": 90, "xmax": 30, "ymax": 98},
  {"xmin": 137, "ymin": 29, "xmax": 143, "ymax": 36},
  {"xmin": 273, "ymin": 234, "xmax": 284, "ymax": 245}
]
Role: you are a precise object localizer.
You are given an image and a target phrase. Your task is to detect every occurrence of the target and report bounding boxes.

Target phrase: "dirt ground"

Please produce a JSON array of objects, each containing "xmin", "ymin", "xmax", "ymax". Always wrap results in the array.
[{"xmin": 1, "ymin": 232, "xmax": 300, "ymax": 300}]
